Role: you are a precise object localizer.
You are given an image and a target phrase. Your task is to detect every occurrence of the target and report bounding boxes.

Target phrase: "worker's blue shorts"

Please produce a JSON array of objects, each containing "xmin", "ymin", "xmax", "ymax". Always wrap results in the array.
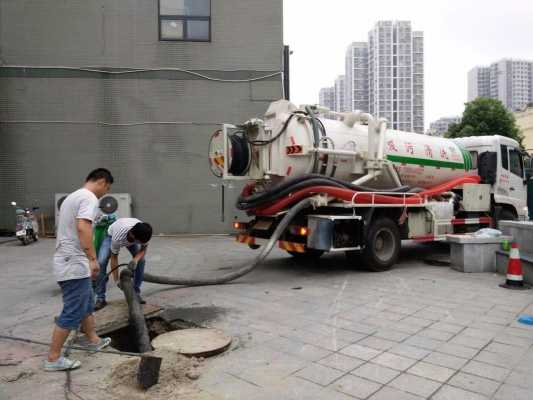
[{"xmin": 56, "ymin": 277, "xmax": 94, "ymax": 330}]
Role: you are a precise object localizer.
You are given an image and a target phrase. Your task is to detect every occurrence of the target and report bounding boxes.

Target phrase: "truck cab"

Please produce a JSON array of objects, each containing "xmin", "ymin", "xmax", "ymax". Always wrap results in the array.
[{"xmin": 453, "ymin": 135, "xmax": 528, "ymax": 220}]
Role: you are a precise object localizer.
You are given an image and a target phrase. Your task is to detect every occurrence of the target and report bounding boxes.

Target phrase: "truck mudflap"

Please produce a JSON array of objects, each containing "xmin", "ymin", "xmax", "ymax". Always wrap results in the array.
[{"xmin": 236, "ymin": 234, "xmax": 306, "ymax": 253}]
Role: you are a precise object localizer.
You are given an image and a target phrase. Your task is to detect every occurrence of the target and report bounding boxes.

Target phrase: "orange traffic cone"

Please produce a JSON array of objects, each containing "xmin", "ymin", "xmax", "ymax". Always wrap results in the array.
[{"xmin": 500, "ymin": 243, "xmax": 530, "ymax": 290}]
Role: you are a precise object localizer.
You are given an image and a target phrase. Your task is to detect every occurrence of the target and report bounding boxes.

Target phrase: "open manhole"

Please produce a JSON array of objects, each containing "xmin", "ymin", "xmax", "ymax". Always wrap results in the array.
[
  {"xmin": 106, "ymin": 317, "xmax": 178, "ymax": 353},
  {"xmin": 106, "ymin": 313, "xmax": 232, "ymax": 357}
]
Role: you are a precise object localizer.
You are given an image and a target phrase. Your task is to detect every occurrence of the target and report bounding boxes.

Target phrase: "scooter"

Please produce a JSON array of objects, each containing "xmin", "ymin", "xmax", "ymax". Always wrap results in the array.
[{"xmin": 10, "ymin": 202, "xmax": 39, "ymax": 245}]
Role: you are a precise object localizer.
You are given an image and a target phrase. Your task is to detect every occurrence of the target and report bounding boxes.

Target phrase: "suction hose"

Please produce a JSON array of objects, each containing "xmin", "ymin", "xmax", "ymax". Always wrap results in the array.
[{"xmin": 143, "ymin": 197, "xmax": 314, "ymax": 287}]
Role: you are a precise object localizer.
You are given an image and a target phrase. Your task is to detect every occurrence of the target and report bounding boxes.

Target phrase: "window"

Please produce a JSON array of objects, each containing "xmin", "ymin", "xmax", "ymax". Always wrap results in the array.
[
  {"xmin": 501, "ymin": 145, "xmax": 508, "ymax": 170},
  {"xmin": 509, "ymin": 148, "xmax": 524, "ymax": 177},
  {"xmin": 159, "ymin": 0, "xmax": 211, "ymax": 42},
  {"xmin": 469, "ymin": 151, "xmax": 478, "ymax": 169}
]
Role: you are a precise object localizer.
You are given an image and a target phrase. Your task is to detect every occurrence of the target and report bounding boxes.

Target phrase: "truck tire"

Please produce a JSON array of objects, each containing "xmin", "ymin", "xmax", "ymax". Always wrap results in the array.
[
  {"xmin": 287, "ymin": 249, "xmax": 324, "ymax": 260},
  {"xmin": 362, "ymin": 217, "xmax": 400, "ymax": 272}
]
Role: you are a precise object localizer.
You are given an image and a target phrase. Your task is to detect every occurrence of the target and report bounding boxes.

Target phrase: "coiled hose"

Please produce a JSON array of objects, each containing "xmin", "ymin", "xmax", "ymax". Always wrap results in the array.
[{"xmin": 143, "ymin": 197, "xmax": 314, "ymax": 286}]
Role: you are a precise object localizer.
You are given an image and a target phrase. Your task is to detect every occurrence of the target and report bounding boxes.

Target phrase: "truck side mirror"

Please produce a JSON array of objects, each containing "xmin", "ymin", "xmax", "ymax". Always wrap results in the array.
[{"xmin": 478, "ymin": 151, "xmax": 497, "ymax": 184}]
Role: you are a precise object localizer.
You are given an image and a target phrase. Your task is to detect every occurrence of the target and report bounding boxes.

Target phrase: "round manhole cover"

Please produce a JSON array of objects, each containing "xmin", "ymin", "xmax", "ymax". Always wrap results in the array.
[{"xmin": 151, "ymin": 328, "xmax": 232, "ymax": 357}]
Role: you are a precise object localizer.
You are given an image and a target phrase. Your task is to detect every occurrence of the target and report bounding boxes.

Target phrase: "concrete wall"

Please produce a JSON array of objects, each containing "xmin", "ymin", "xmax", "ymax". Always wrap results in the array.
[{"xmin": 0, "ymin": 0, "xmax": 284, "ymax": 234}]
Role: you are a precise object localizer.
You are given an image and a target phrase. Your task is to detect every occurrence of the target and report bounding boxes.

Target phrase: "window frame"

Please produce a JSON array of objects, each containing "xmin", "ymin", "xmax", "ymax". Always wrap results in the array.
[
  {"xmin": 500, "ymin": 144, "xmax": 509, "ymax": 170},
  {"xmin": 509, "ymin": 147, "xmax": 524, "ymax": 178},
  {"xmin": 158, "ymin": 0, "xmax": 212, "ymax": 42}
]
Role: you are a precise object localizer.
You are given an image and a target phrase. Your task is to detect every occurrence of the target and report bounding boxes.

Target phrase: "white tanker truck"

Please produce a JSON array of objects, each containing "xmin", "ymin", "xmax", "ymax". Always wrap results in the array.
[{"xmin": 208, "ymin": 100, "xmax": 528, "ymax": 271}]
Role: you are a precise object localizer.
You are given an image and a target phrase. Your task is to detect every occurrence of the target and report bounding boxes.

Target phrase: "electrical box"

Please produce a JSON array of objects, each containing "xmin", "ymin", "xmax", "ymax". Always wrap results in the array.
[
  {"xmin": 462, "ymin": 184, "xmax": 491, "ymax": 212},
  {"xmin": 307, "ymin": 215, "xmax": 362, "ymax": 251}
]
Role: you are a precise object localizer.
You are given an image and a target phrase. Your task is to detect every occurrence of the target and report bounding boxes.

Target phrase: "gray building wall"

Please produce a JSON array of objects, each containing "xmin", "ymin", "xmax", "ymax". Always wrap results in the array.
[{"xmin": 0, "ymin": 0, "xmax": 284, "ymax": 234}]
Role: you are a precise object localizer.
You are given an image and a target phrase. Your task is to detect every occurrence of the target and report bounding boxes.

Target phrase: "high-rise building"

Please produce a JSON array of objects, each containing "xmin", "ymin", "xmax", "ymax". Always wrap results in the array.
[
  {"xmin": 344, "ymin": 21, "xmax": 424, "ymax": 133},
  {"xmin": 468, "ymin": 59, "xmax": 533, "ymax": 111},
  {"xmin": 319, "ymin": 87, "xmax": 335, "ymax": 111},
  {"xmin": 467, "ymin": 67, "xmax": 491, "ymax": 100},
  {"xmin": 345, "ymin": 42, "xmax": 369, "ymax": 112},
  {"xmin": 334, "ymin": 75, "xmax": 347, "ymax": 112},
  {"xmin": 427, "ymin": 116, "xmax": 461, "ymax": 137}
]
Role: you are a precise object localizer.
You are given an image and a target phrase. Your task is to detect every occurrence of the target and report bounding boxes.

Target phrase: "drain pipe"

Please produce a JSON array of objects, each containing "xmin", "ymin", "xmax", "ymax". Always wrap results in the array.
[
  {"xmin": 120, "ymin": 268, "xmax": 152, "ymax": 353},
  {"xmin": 143, "ymin": 197, "xmax": 314, "ymax": 287}
]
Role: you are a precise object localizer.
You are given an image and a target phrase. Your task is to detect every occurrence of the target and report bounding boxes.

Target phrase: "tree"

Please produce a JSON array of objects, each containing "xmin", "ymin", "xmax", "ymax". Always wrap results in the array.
[{"xmin": 445, "ymin": 97, "xmax": 523, "ymax": 146}]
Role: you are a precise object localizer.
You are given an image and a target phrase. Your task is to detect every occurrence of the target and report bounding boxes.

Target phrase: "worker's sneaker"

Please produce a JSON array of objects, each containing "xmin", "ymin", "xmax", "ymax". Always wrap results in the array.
[
  {"xmin": 138, "ymin": 295, "xmax": 146, "ymax": 305},
  {"xmin": 94, "ymin": 299, "xmax": 107, "ymax": 311},
  {"xmin": 43, "ymin": 356, "xmax": 81, "ymax": 371},
  {"xmin": 83, "ymin": 337, "xmax": 112, "ymax": 353}
]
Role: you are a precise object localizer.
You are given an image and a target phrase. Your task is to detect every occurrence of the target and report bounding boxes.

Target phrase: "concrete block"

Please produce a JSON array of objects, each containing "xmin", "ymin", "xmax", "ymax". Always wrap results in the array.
[
  {"xmin": 500, "ymin": 221, "xmax": 533, "ymax": 254},
  {"xmin": 446, "ymin": 234, "xmax": 513, "ymax": 273}
]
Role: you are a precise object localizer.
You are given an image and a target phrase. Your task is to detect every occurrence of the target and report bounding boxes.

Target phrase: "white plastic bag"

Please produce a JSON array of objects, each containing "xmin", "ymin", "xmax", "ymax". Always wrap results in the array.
[{"xmin": 473, "ymin": 228, "xmax": 502, "ymax": 238}]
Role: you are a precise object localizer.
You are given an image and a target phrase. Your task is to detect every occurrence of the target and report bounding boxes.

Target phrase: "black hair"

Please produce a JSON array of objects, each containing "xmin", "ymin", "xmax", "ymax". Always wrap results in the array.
[
  {"xmin": 131, "ymin": 222, "xmax": 153, "ymax": 243},
  {"xmin": 86, "ymin": 168, "xmax": 114, "ymax": 184}
]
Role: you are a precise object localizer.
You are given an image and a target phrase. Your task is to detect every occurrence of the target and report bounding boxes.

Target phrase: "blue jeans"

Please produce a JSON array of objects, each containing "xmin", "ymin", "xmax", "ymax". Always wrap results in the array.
[
  {"xmin": 94, "ymin": 235, "xmax": 146, "ymax": 302},
  {"xmin": 57, "ymin": 277, "xmax": 94, "ymax": 330}
]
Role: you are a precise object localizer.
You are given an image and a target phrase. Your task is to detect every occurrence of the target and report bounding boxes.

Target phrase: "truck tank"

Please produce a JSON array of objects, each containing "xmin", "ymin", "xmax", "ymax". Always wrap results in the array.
[{"xmin": 208, "ymin": 100, "xmax": 475, "ymax": 190}]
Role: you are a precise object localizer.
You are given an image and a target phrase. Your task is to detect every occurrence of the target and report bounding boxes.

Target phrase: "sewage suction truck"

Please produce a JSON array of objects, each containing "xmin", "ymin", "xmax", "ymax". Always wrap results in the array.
[{"xmin": 208, "ymin": 100, "xmax": 528, "ymax": 271}]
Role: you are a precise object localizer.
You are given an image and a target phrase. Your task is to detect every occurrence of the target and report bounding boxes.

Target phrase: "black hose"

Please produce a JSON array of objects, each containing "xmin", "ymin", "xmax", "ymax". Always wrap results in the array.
[
  {"xmin": 143, "ymin": 198, "xmax": 314, "ymax": 287},
  {"xmin": 236, "ymin": 174, "xmax": 413, "ymax": 210}
]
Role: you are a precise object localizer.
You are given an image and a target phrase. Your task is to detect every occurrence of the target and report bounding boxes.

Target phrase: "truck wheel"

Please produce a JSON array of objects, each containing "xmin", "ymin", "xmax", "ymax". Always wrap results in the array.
[
  {"xmin": 287, "ymin": 249, "xmax": 324, "ymax": 260},
  {"xmin": 362, "ymin": 217, "xmax": 400, "ymax": 272},
  {"xmin": 495, "ymin": 208, "xmax": 516, "ymax": 229},
  {"xmin": 248, "ymin": 243, "xmax": 260, "ymax": 250}
]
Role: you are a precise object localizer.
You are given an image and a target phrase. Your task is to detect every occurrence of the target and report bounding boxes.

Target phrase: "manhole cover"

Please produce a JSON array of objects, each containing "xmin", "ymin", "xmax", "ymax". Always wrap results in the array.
[{"xmin": 151, "ymin": 328, "xmax": 232, "ymax": 357}]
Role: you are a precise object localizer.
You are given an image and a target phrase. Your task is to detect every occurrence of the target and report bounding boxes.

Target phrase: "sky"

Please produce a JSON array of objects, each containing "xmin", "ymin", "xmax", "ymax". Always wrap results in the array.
[{"xmin": 283, "ymin": 0, "xmax": 533, "ymax": 130}]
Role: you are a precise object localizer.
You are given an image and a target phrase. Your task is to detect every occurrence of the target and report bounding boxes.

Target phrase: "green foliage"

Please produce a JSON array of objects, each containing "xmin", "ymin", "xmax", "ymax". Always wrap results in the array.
[{"xmin": 445, "ymin": 97, "xmax": 523, "ymax": 146}]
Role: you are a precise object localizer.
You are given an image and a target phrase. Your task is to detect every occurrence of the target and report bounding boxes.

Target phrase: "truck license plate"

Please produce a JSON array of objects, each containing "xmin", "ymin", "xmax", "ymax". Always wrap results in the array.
[{"xmin": 253, "ymin": 220, "xmax": 273, "ymax": 230}]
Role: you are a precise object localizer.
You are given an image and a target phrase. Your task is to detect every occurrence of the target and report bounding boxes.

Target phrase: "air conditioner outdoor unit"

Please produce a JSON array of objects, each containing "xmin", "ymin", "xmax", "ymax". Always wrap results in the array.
[
  {"xmin": 99, "ymin": 193, "xmax": 133, "ymax": 219},
  {"xmin": 55, "ymin": 193, "xmax": 133, "ymax": 228},
  {"xmin": 55, "ymin": 193, "xmax": 70, "ymax": 228}
]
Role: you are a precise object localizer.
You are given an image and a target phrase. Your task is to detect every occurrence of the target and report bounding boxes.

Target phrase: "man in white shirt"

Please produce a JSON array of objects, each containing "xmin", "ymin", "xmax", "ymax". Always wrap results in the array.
[
  {"xmin": 44, "ymin": 168, "xmax": 114, "ymax": 371},
  {"xmin": 94, "ymin": 218, "xmax": 153, "ymax": 310}
]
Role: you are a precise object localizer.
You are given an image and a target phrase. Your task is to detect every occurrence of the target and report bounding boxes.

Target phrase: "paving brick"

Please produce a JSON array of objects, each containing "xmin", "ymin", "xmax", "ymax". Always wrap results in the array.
[
  {"xmin": 392, "ymin": 322, "xmax": 424, "ymax": 335},
  {"xmin": 448, "ymin": 335, "xmax": 491, "ymax": 349},
  {"xmin": 505, "ymin": 370, "xmax": 533, "ymax": 390},
  {"xmin": 357, "ymin": 336, "xmax": 397, "ymax": 351},
  {"xmin": 332, "ymin": 374, "xmax": 382, "ymax": 399},
  {"xmin": 423, "ymin": 352, "xmax": 468, "ymax": 370},
  {"xmin": 448, "ymin": 372, "xmax": 500, "ymax": 397},
  {"xmin": 418, "ymin": 328, "xmax": 455, "ymax": 341},
  {"xmin": 432, "ymin": 384, "xmax": 489, "ymax": 400},
  {"xmin": 461, "ymin": 360, "xmax": 510, "ymax": 381},
  {"xmin": 373, "ymin": 328, "xmax": 412, "ymax": 342},
  {"xmin": 295, "ymin": 363, "xmax": 347, "ymax": 387},
  {"xmin": 493, "ymin": 334, "xmax": 533, "ymax": 348},
  {"xmin": 493, "ymin": 384, "xmax": 532, "ymax": 400},
  {"xmin": 351, "ymin": 362, "xmax": 400, "ymax": 384},
  {"xmin": 473, "ymin": 350, "xmax": 517, "ymax": 369},
  {"xmin": 437, "ymin": 343, "xmax": 479, "ymax": 359},
  {"xmin": 368, "ymin": 386, "xmax": 424, "ymax": 400},
  {"xmin": 400, "ymin": 316, "xmax": 435, "ymax": 328},
  {"xmin": 317, "ymin": 352, "xmax": 365, "ymax": 372},
  {"xmin": 372, "ymin": 352, "xmax": 417, "ymax": 371},
  {"xmin": 407, "ymin": 361, "xmax": 456, "ymax": 383},
  {"xmin": 339, "ymin": 343, "xmax": 382, "ymax": 361},
  {"xmin": 389, "ymin": 372, "xmax": 442, "ymax": 398},
  {"xmin": 461, "ymin": 328, "xmax": 497, "ymax": 340},
  {"xmin": 389, "ymin": 344, "xmax": 431, "ymax": 360},
  {"xmin": 430, "ymin": 322, "xmax": 465, "ymax": 335},
  {"xmin": 485, "ymin": 341, "xmax": 527, "ymax": 357},
  {"xmin": 404, "ymin": 335, "xmax": 443, "ymax": 350}
]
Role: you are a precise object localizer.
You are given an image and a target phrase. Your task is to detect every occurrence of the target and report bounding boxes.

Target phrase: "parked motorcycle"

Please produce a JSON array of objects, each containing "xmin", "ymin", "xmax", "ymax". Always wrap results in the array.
[{"xmin": 10, "ymin": 202, "xmax": 39, "ymax": 245}]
